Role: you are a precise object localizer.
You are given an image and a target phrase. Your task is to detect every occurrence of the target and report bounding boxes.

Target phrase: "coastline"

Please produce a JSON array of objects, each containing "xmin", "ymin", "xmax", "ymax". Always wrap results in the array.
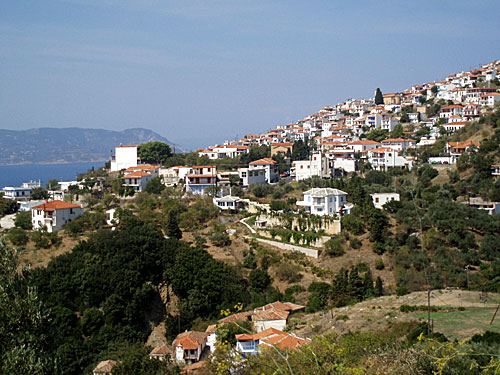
[{"xmin": 0, "ymin": 159, "xmax": 108, "ymax": 167}]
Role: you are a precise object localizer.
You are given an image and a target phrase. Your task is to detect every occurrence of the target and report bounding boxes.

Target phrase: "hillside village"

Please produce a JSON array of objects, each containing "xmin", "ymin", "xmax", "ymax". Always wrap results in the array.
[{"xmin": 1, "ymin": 60, "xmax": 500, "ymax": 374}]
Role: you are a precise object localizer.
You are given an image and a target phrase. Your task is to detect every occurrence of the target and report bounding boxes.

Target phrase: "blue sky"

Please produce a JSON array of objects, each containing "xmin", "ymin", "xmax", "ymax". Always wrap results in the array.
[{"xmin": 1, "ymin": 1, "xmax": 499, "ymax": 150}]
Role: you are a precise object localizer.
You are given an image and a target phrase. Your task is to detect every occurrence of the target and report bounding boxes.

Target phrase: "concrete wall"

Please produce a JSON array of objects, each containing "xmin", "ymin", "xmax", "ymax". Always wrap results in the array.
[{"xmin": 253, "ymin": 237, "xmax": 320, "ymax": 259}]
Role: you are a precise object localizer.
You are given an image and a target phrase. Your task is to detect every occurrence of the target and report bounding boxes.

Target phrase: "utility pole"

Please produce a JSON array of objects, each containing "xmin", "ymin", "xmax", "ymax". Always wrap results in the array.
[
  {"xmin": 465, "ymin": 265, "xmax": 470, "ymax": 290},
  {"xmin": 490, "ymin": 301, "xmax": 500, "ymax": 326},
  {"xmin": 427, "ymin": 288, "xmax": 432, "ymax": 334}
]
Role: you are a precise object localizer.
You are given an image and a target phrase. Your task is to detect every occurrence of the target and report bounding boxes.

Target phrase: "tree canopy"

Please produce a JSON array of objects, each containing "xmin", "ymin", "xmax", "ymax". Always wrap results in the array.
[{"xmin": 138, "ymin": 142, "xmax": 173, "ymax": 165}]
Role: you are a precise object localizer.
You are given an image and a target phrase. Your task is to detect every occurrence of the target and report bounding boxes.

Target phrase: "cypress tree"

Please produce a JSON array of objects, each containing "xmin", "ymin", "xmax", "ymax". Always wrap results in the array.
[
  {"xmin": 165, "ymin": 212, "xmax": 182, "ymax": 240},
  {"xmin": 375, "ymin": 276, "xmax": 384, "ymax": 297},
  {"xmin": 374, "ymin": 88, "xmax": 384, "ymax": 105}
]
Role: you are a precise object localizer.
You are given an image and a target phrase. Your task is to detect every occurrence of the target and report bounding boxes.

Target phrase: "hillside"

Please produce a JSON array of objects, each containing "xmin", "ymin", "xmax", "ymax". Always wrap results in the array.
[{"xmin": 0, "ymin": 127, "xmax": 180, "ymax": 165}]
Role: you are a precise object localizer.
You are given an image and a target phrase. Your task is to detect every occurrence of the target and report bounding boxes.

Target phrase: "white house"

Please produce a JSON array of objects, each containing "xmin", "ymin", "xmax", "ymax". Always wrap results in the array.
[
  {"xmin": 292, "ymin": 153, "xmax": 330, "ymax": 181},
  {"xmin": 205, "ymin": 325, "xmax": 217, "ymax": 353},
  {"xmin": 121, "ymin": 171, "xmax": 154, "ymax": 192},
  {"xmin": 365, "ymin": 147, "xmax": 413, "ymax": 171},
  {"xmin": 249, "ymin": 158, "xmax": 279, "ymax": 183},
  {"xmin": 1, "ymin": 186, "xmax": 33, "ymax": 201},
  {"xmin": 480, "ymin": 93, "xmax": 500, "ymax": 107},
  {"xmin": 349, "ymin": 140, "xmax": 381, "ymax": 153},
  {"xmin": 439, "ymin": 105, "xmax": 464, "ymax": 119},
  {"xmin": 159, "ymin": 166, "xmax": 190, "ymax": 186},
  {"xmin": 380, "ymin": 138, "xmax": 416, "ymax": 152},
  {"xmin": 492, "ymin": 164, "xmax": 500, "ymax": 177},
  {"xmin": 185, "ymin": 166, "xmax": 217, "ymax": 194},
  {"xmin": 466, "ymin": 197, "xmax": 500, "ymax": 215},
  {"xmin": 252, "ymin": 309, "xmax": 289, "ymax": 333},
  {"xmin": 172, "ymin": 331, "xmax": 208, "ymax": 364},
  {"xmin": 296, "ymin": 188, "xmax": 348, "ymax": 216},
  {"xmin": 235, "ymin": 328, "xmax": 310, "ymax": 358},
  {"xmin": 110, "ymin": 145, "xmax": 138, "ymax": 172},
  {"xmin": 239, "ymin": 167, "xmax": 266, "ymax": 186},
  {"xmin": 213, "ymin": 195, "xmax": 243, "ymax": 211},
  {"xmin": 31, "ymin": 201, "xmax": 84, "ymax": 232},
  {"xmin": 442, "ymin": 121, "xmax": 467, "ymax": 133},
  {"xmin": 371, "ymin": 193, "xmax": 400, "ymax": 209},
  {"xmin": 149, "ymin": 344, "xmax": 174, "ymax": 361}
]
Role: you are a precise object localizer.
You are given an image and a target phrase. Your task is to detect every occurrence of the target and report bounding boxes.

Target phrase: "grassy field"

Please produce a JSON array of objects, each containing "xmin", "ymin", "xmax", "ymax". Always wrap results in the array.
[{"xmin": 413, "ymin": 306, "xmax": 500, "ymax": 339}]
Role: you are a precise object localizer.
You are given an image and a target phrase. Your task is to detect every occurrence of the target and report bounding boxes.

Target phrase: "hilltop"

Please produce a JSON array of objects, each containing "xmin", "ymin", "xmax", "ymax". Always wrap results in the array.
[{"xmin": 0, "ymin": 127, "xmax": 180, "ymax": 165}]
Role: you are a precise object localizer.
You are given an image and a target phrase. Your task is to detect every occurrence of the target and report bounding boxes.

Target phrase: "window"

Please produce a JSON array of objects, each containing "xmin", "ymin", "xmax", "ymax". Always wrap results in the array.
[{"xmin": 375, "ymin": 198, "xmax": 379, "ymax": 203}]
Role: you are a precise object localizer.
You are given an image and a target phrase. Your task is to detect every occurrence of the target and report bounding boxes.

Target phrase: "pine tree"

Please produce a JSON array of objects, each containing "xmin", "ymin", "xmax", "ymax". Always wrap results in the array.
[
  {"xmin": 374, "ymin": 88, "xmax": 384, "ymax": 105},
  {"xmin": 347, "ymin": 268, "xmax": 365, "ymax": 302},
  {"xmin": 165, "ymin": 212, "xmax": 182, "ymax": 240}
]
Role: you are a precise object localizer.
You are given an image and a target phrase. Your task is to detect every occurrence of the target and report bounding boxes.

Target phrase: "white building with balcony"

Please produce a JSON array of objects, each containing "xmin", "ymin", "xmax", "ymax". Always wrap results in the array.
[
  {"xmin": 31, "ymin": 201, "xmax": 84, "ymax": 232},
  {"xmin": 185, "ymin": 166, "xmax": 217, "ymax": 194},
  {"xmin": 296, "ymin": 188, "xmax": 348, "ymax": 216},
  {"xmin": 239, "ymin": 167, "xmax": 266, "ymax": 186}
]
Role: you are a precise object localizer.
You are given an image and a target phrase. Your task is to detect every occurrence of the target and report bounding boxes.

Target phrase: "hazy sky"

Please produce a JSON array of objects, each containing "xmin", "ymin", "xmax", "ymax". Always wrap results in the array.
[{"xmin": 1, "ymin": 1, "xmax": 499, "ymax": 149}]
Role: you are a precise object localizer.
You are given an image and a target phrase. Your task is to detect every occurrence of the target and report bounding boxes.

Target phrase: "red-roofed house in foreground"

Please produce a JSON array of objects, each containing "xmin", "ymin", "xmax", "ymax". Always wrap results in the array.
[
  {"xmin": 31, "ymin": 201, "xmax": 84, "ymax": 232},
  {"xmin": 173, "ymin": 331, "xmax": 208, "ymax": 364},
  {"xmin": 235, "ymin": 328, "xmax": 310, "ymax": 358}
]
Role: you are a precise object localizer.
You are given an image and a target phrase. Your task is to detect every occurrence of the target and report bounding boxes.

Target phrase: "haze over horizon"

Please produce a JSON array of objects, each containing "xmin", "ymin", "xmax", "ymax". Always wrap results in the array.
[{"xmin": 1, "ymin": 1, "xmax": 499, "ymax": 150}]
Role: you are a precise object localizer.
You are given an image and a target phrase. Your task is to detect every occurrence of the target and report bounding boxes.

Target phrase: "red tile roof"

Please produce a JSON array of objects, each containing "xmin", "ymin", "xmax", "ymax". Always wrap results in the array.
[
  {"xmin": 249, "ymin": 158, "xmax": 277, "ymax": 165},
  {"xmin": 173, "ymin": 331, "xmax": 207, "ymax": 350},
  {"xmin": 32, "ymin": 201, "xmax": 82, "ymax": 211}
]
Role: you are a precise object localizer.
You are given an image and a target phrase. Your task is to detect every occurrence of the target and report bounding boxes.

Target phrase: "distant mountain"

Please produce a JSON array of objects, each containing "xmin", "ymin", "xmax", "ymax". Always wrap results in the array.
[{"xmin": 0, "ymin": 127, "xmax": 181, "ymax": 165}]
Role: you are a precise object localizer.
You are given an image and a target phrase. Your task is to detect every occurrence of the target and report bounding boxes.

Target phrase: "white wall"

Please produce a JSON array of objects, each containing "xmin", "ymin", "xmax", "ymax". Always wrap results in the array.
[{"xmin": 111, "ymin": 146, "xmax": 138, "ymax": 171}]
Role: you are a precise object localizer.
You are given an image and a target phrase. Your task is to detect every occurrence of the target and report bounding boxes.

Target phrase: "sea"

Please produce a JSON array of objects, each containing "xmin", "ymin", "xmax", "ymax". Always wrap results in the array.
[{"xmin": 0, "ymin": 162, "xmax": 105, "ymax": 189}]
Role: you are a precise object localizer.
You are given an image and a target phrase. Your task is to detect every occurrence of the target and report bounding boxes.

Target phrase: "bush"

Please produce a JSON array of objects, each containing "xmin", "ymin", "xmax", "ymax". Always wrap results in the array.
[
  {"xmin": 375, "ymin": 259, "xmax": 385, "ymax": 270},
  {"xmin": 210, "ymin": 232, "xmax": 231, "ymax": 247},
  {"xmin": 275, "ymin": 262, "xmax": 302, "ymax": 283},
  {"xmin": 14, "ymin": 211, "xmax": 32, "ymax": 230},
  {"xmin": 243, "ymin": 252, "xmax": 257, "ymax": 269},
  {"xmin": 270, "ymin": 200, "xmax": 287, "ymax": 211},
  {"xmin": 341, "ymin": 214, "xmax": 364, "ymax": 235},
  {"xmin": 8, "ymin": 227, "xmax": 29, "ymax": 246},
  {"xmin": 350, "ymin": 237, "xmax": 362, "ymax": 249},
  {"xmin": 373, "ymin": 242, "xmax": 386, "ymax": 255},
  {"xmin": 31, "ymin": 230, "xmax": 61, "ymax": 249},
  {"xmin": 324, "ymin": 238, "xmax": 344, "ymax": 257}
]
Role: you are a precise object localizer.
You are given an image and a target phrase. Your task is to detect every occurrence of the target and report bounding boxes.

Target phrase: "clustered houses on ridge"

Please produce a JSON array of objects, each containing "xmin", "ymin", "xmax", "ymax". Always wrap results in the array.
[{"xmin": 189, "ymin": 59, "xmax": 500, "ymax": 181}]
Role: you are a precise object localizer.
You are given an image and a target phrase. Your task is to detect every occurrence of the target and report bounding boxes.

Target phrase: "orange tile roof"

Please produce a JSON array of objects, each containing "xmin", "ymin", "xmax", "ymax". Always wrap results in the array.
[
  {"xmin": 253, "ymin": 309, "xmax": 289, "ymax": 321},
  {"xmin": 249, "ymin": 158, "xmax": 277, "ymax": 165},
  {"xmin": 381, "ymin": 138, "xmax": 416, "ymax": 143},
  {"xmin": 149, "ymin": 344, "xmax": 173, "ymax": 355},
  {"xmin": 271, "ymin": 142, "xmax": 294, "ymax": 147},
  {"xmin": 350, "ymin": 140, "xmax": 380, "ymax": 145},
  {"xmin": 173, "ymin": 331, "xmax": 207, "ymax": 350},
  {"xmin": 121, "ymin": 171, "xmax": 152, "ymax": 178},
  {"xmin": 32, "ymin": 201, "xmax": 82, "ymax": 211}
]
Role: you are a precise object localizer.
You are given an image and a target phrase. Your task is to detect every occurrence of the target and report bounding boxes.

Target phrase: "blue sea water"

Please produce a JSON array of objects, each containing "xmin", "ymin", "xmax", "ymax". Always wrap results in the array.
[{"xmin": 0, "ymin": 162, "xmax": 105, "ymax": 189}]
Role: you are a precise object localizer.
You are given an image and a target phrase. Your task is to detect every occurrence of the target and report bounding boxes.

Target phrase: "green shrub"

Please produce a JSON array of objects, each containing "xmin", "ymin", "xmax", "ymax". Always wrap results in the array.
[
  {"xmin": 8, "ymin": 227, "xmax": 29, "ymax": 246},
  {"xmin": 210, "ymin": 232, "xmax": 231, "ymax": 247},
  {"xmin": 350, "ymin": 237, "xmax": 362, "ymax": 249},
  {"xmin": 373, "ymin": 242, "xmax": 386, "ymax": 255},
  {"xmin": 275, "ymin": 262, "xmax": 302, "ymax": 283},
  {"xmin": 324, "ymin": 238, "xmax": 344, "ymax": 257},
  {"xmin": 375, "ymin": 259, "xmax": 385, "ymax": 270},
  {"xmin": 14, "ymin": 211, "xmax": 32, "ymax": 230}
]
